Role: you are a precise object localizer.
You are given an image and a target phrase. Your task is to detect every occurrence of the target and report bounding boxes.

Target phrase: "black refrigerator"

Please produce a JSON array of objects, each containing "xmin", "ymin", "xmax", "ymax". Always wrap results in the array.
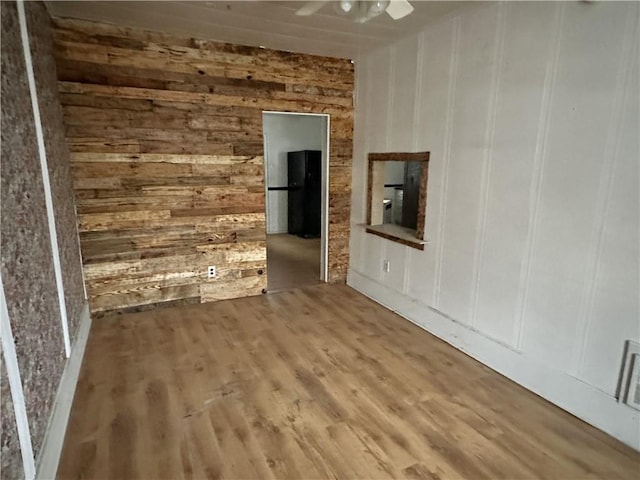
[{"xmin": 287, "ymin": 150, "xmax": 321, "ymax": 238}]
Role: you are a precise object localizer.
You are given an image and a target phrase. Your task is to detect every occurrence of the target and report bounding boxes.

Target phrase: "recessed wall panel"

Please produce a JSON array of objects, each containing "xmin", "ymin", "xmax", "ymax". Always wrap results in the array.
[
  {"xmin": 438, "ymin": 4, "xmax": 500, "ymax": 324},
  {"xmin": 522, "ymin": 3, "xmax": 629, "ymax": 365},
  {"xmin": 474, "ymin": 3, "xmax": 556, "ymax": 345},
  {"xmin": 580, "ymin": 37, "xmax": 640, "ymax": 392},
  {"xmin": 388, "ymin": 35, "xmax": 419, "ymax": 151}
]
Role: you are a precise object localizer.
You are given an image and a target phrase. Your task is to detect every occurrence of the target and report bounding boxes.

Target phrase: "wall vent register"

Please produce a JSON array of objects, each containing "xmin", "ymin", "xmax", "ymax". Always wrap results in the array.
[{"xmin": 617, "ymin": 340, "xmax": 640, "ymax": 411}]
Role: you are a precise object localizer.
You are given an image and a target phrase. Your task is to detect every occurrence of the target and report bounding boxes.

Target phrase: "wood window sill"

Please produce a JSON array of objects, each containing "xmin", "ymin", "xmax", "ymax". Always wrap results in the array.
[{"xmin": 365, "ymin": 224, "xmax": 426, "ymax": 250}]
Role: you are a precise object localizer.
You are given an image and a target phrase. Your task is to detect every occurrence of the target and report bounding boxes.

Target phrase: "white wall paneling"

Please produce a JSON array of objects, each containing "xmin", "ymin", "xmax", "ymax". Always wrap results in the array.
[
  {"xmin": 571, "ymin": 6, "xmax": 640, "ymax": 379},
  {"xmin": 349, "ymin": 1, "xmax": 640, "ymax": 449},
  {"xmin": 381, "ymin": 240, "xmax": 406, "ymax": 293},
  {"xmin": 480, "ymin": 2, "xmax": 560, "ymax": 346},
  {"xmin": 351, "ymin": 60, "xmax": 369, "ymax": 224},
  {"xmin": 388, "ymin": 34, "xmax": 418, "ymax": 151},
  {"xmin": 430, "ymin": 17, "xmax": 460, "ymax": 309},
  {"xmin": 438, "ymin": 3, "xmax": 500, "ymax": 326},
  {"xmin": 469, "ymin": 2, "xmax": 507, "ymax": 329},
  {"xmin": 512, "ymin": 3, "xmax": 566, "ymax": 350},
  {"xmin": 348, "ymin": 57, "xmax": 369, "ymax": 275},
  {"xmin": 360, "ymin": 234, "xmax": 384, "ymax": 282},
  {"xmin": 519, "ymin": 2, "xmax": 632, "ymax": 370},
  {"xmin": 366, "ymin": 47, "xmax": 392, "ymax": 153},
  {"xmin": 576, "ymin": 12, "xmax": 640, "ymax": 394}
]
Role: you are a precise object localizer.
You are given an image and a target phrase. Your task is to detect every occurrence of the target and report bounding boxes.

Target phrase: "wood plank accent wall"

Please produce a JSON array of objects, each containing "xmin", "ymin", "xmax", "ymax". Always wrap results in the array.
[{"xmin": 51, "ymin": 18, "xmax": 354, "ymax": 313}]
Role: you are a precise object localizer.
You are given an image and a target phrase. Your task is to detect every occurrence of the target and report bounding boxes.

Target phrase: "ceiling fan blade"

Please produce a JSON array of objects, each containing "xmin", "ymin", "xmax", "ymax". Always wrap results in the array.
[
  {"xmin": 295, "ymin": 1, "xmax": 329, "ymax": 16},
  {"xmin": 386, "ymin": 0, "xmax": 414, "ymax": 20}
]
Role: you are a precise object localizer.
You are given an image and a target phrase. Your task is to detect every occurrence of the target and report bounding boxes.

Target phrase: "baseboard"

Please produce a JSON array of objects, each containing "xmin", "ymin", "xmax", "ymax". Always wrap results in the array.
[
  {"xmin": 347, "ymin": 269, "xmax": 640, "ymax": 451},
  {"xmin": 36, "ymin": 302, "xmax": 92, "ymax": 479}
]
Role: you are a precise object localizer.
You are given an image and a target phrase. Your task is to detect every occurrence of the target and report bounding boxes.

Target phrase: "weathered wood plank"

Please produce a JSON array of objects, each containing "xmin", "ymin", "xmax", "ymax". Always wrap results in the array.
[
  {"xmin": 54, "ymin": 17, "xmax": 352, "ymax": 313},
  {"xmin": 54, "ymin": 39, "xmax": 354, "ymax": 89},
  {"xmin": 78, "ymin": 210, "xmax": 172, "ymax": 232},
  {"xmin": 72, "ymin": 162, "xmax": 194, "ymax": 178},
  {"xmin": 89, "ymin": 283, "xmax": 201, "ymax": 312},
  {"xmin": 58, "ymin": 82, "xmax": 352, "ymax": 115},
  {"xmin": 67, "ymin": 137, "xmax": 141, "ymax": 153},
  {"xmin": 200, "ymin": 276, "xmax": 266, "ymax": 302},
  {"xmin": 71, "ymin": 153, "xmax": 262, "ymax": 164},
  {"xmin": 53, "ymin": 17, "xmax": 353, "ymax": 70},
  {"xmin": 138, "ymin": 141, "xmax": 234, "ymax": 155}
]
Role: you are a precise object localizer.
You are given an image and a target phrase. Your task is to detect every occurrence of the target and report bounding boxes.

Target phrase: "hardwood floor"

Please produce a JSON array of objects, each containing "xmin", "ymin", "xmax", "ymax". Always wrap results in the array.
[
  {"xmin": 58, "ymin": 285, "xmax": 639, "ymax": 479},
  {"xmin": 266, "ymin": 234, "xmax": 321, "ymax": 292}
]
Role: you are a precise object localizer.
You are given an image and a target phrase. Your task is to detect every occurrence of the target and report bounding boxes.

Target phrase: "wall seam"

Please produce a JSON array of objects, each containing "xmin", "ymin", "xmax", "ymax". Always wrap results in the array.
[
  {"xmin": 386, "ymin": 46, "xmax": 395, "ymax": 152},
  {"xmin": 513, "ymin": 2, "xmax": 566, "ymax": 349},
  {"xmin": 404, "ymin": 32, "xmax": 425, "ymax": 296},
  {"xmin": 17, "ymin": 0, "xmax": 71, "ymax": 357},
  {"xmin": 402, "ymin": 248, "xmax": 411, "ymax": 295},
  {"xmin": 433, "ymin": 17, "xmax": 461, "ymax": 308},
  {"xmin": 470, "ymin": 2, "xmax": 508, "ymax": 327},
  {"xmin": 380, "ymin": 240, "xmax": 387, "ymax": 283},
  {"xmin": 412, "ymin": 32, "xmax": 425, "ymax": 153},
  {"xmin": 361, "ymin": 57, "xmax": 372, "ymax": 221}
]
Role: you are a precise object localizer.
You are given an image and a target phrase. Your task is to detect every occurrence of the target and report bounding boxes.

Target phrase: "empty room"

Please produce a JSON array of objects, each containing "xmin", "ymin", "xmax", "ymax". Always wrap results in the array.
[{"xmin": 1, "ymin": 1, "xmax": 639, "ymax": 479}]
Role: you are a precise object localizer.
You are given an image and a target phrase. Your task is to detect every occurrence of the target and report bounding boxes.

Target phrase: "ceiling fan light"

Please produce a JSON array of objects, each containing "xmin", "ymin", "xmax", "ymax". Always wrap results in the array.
[
  {"xmin": 337, "ymin": 0, "xmax": 354, "ymax": 14},
  {"xmin": 368, "ymin": 0, "xmax": 390, "ymax": 16}
]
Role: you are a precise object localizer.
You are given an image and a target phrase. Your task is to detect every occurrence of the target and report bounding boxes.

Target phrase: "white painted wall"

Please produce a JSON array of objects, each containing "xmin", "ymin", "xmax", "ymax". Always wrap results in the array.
[
  {"xmin": 262, "ymin": 113, "xmax": 326, "ymax": 234},
  {"xmin": 349, "ymin": 1, "xmax": 640, "ymax": 449}
]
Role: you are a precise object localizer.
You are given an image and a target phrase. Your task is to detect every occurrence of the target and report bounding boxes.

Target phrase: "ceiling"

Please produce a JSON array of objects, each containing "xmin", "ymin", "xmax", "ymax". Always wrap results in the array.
[{"xmin": 46, "ymin": 1, "xmax": 481, "ymax": 59}]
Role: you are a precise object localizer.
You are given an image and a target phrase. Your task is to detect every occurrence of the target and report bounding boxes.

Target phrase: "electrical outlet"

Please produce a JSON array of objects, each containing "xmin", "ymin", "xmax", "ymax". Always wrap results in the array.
[
  {"xmin": 383, "ymin": 260, "xmax": 390, "ymax": 273},
  {"xmin": 207, "ymin": 266, "xmax": 216, "ymax": 278}
]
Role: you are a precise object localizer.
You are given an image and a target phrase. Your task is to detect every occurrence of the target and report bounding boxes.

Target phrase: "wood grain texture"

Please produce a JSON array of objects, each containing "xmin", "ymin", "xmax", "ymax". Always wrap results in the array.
[
  {"xmin": 52, "ymin": 17, "xmax": 354, "ymax": 312},
  {"xmin": 365, "ymin": 226, "xmax": 425, "ymax": 250},
  {"xmin": 57, "ymin": 284, "xmax": 640, "ymax": 479},
  {"xmin": 266, "ymin": 234, "xmax": 321, "ymax": 293}
]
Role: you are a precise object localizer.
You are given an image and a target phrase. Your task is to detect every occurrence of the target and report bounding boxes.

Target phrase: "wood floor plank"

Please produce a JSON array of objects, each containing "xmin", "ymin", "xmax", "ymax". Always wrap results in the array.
[
  {"xmin": 182, "ymin": 410, "xmax": 225, "ymax": 480},
  {"xmin": 57, "ymin": 284, "xmax": 640, "ymax": 479}
]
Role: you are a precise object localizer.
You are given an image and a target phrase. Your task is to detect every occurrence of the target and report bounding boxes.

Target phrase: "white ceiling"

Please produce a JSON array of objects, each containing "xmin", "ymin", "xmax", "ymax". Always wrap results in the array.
[{"xmin": 46, "ymin": 1, "xmax": 482, "ymax": 59}]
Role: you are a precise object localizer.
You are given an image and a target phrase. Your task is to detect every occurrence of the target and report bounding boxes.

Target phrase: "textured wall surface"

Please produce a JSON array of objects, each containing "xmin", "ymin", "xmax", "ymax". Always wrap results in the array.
[
  {"xmin": 1, "ymin": 0, "xmax": 66, "ymax": 460},
  {"xmin": 52, "ymin": 18, "xmax": 354, "ymax": 313},
  {"xmin": 26, "ymin": 1, "xmax": 86, "ymax": 340},
  {"xmin": 1, "ymin": 357, "xmax": 24, "ymax": 480}
]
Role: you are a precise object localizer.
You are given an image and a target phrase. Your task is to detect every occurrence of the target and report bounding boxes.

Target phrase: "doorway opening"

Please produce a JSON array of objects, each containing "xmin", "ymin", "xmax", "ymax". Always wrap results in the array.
[{"xmin": 262, "ymin": 112, "xmax": 329, "ymax": 292}]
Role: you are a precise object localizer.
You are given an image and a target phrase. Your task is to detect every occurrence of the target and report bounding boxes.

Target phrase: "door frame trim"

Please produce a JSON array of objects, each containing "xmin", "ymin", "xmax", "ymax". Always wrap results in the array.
[{"xmin": 262, "ymin": 111, "xmax": 330, "ymax": 282}]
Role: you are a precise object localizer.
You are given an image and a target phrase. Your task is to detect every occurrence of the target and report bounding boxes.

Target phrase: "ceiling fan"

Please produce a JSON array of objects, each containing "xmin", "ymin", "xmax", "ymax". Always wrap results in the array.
[{"xmin": 295, "ymin": 0, "xmax": 414, "ymax": 24}]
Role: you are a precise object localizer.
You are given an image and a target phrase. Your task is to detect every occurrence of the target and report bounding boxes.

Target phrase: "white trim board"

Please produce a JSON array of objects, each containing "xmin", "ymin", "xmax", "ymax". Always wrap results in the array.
[
  {"xmin": 322, "ymin": 116, "xmax": 330, "ymax": 282},
  {"xmin": 347, "ymin": 268, "xmax": 640, "ymax": 451},
  {"xmin": 0, "ymin": 274, "xmax": 37, "ymax": 480},
  {"xmin": 17, "ymin": 0, "xmax": 71, "ymax": 358},
  {"xmin": 261, "ymin": 111, "xmax": 330, "ymax": 283},
  {"xmin": 36, "ymin": 302, "xmax": 92, "ymax": 480}
]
